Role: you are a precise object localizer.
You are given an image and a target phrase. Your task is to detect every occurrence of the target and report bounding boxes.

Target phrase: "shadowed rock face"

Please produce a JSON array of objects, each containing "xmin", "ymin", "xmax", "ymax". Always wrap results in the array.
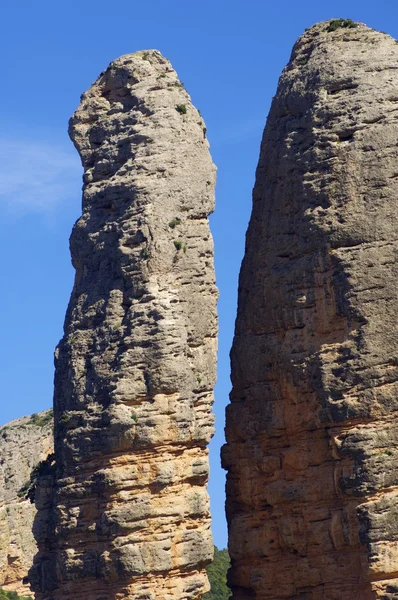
[
  {"xmin": 223, "ymin": 21, "xmax": 398, "ymax": 600},
  {"xmin": 0, "ymin": 412, "xmax": 53, "ymax": 597},
  {"xmin": 30, "ymin": 50, "xmax": 217, "ymax": 600}
]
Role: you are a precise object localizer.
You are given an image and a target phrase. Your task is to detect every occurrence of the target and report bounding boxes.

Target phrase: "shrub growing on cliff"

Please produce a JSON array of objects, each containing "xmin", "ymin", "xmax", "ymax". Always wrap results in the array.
[
  {"xmin": 29, "ymin": 409, "xmax": 53, "ymax": 427},
  {"xmin": 326, "ymin": 19, "xmax": 357, "ymax": 32},
  {"xmin": 203, "ymin": 547, "xmax": 231, "ymax": 599},
  {"xmin": 169, "ymin": 218, "xmax": 181, "ymax": 229}
]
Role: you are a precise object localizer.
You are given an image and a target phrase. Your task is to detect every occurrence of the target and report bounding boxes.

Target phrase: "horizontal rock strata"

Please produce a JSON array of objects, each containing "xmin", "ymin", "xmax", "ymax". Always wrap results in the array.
[
  {"xmin": 0, "ymin": 411, "xmax": 53, "ymax": 597},
  {"xmin": 223, "ymin": 20, "xmax": 398, "ymax": 600},
  {"xmin": 30, "ymin": 50, "xmax": 217, "ymax": 600}
]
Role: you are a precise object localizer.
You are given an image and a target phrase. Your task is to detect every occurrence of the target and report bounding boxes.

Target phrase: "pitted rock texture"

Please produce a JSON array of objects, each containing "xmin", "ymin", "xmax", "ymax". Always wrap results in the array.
[
  {"xmin": 30, "ymin": 50, "xmax": 217, "ymax": 600},
  {"xmin": 0, "ymin": 412, "xmax": 53, "ymax": 597},
  {"xmin": 223, "ymin": 21, "xmax": 398, "ymax": 600}
]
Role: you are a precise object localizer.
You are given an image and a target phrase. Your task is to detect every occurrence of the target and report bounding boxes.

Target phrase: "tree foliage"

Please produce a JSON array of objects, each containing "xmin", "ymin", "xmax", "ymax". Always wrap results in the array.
[
  {"xmin": 0, "ymin": 589, "xmax": 30, "ymax": 600},
  {"xmin": 203, "ymin": 546, "xmax": 231, "ymax": 599}
]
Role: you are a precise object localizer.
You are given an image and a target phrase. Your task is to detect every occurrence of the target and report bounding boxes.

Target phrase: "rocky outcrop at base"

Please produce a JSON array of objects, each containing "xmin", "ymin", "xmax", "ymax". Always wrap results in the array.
[
  {"xmin": 223, "ymin": 20, "xmax": 398, "ymax": 599},
  {"xmin": 30, "ymin": 50, "xmax": 218, "ymax": 600},
  {"xmin": 0, "ymin": 412, "xmax": 53, "ymax": 597}
]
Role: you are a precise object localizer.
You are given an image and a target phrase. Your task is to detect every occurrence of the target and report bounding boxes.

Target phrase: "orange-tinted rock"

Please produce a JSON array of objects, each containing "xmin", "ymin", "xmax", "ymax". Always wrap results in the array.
[{"xmin": 223, "ymin": 20, "xmax": 398, "ymax": 599}]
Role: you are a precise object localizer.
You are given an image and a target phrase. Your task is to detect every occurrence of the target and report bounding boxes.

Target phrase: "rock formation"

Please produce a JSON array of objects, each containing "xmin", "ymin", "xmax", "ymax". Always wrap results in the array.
[
  {"xmin": 29, "ymin": 50, "xmax": 217, "ymax": 600},
  {"xmin": 223, "ymin": 20, "xmax": 398, "ymax": 599},
  {"xmin": 0, "ymin": 411, "xmax": 53, "ymax": 597}
]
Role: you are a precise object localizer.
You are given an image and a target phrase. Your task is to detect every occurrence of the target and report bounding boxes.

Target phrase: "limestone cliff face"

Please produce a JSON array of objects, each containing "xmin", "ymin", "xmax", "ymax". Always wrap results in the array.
[
  {"xmin": 30, "ymin": 50, "xmax": 217, "ymax": 600},
  {"xmin": 223, "ymin": 21, "xmax": 398, "ymax": 599},
  {"xmin": 0, "ymin": 412, "xmax": 53, "ymax": 597}
]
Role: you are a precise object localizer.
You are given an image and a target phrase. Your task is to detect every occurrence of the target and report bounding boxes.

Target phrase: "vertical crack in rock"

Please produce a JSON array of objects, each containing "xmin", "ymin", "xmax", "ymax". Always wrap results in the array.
[
  {"xmin": 223, "ymin": 21, "xmax": 398, "ymax": 600},
  {"xmin": 30, "ymin": 50, "xmax": 218, "ymax": 600}
]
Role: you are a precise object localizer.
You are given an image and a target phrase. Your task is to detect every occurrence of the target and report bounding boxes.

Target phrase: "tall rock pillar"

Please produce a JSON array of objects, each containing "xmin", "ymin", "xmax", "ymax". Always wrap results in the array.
[
  {"xmin": 223, "ymin": 21, "xmax": 398, "ymax": 599},
  {"xmin": 30, "ymin": 50, "xmax": 217, "ymax": 600}
]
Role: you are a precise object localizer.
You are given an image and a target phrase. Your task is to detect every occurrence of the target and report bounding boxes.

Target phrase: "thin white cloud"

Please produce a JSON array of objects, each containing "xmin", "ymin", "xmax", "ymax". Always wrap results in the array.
[{"xmin": 0, "ymin": 138, "xmax": 81, "ymax": 214}]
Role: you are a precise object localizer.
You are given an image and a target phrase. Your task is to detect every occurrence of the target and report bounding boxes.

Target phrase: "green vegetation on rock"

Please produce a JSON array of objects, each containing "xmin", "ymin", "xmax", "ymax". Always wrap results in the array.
[
  {"xmin": 0, "ymin": 589, "xmax": 30, "ymax": 600},
  {"xmin": 168, "ymin": 217, "xmax": 181, "ymax": 229},
  {"xmin": 326, "ymin": 18, "xmax": 357, "ymax": 32},
  {"xmin": 203, "ymin": 546, "xmax": 231, "ymax": 600},
  {"xmin": 29, "ymin": 410, "xmax": 53, "ymax": 427}
]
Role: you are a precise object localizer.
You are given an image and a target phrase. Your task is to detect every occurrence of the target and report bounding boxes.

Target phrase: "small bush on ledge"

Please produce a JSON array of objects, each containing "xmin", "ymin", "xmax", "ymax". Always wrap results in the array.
[
  {"xmin": 28, "ymin": 410, "xmax": 53, "ymax": 427},
  {"xmin": 326, "ymin": 19, "xmax": 357, "ymax": 32}
]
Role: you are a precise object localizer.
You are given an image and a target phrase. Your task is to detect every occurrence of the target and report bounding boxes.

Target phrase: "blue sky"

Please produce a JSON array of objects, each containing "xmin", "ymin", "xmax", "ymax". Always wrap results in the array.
[{"xmin": 1, "ymin": 0, "xmax": 397, "ymax": 549}]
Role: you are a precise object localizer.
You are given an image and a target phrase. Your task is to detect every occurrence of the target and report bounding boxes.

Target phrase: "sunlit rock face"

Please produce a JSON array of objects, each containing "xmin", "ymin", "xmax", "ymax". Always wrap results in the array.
[
  {"xmin": 30, "ymin": 50, "xmax": 218, "ymax": 600},
  {"xmin": 0, "ymin": 412, "xmax": 53, "ymax": 598},
  {"xmin": 223, "ymin": 21, "xmax": 398, "ymax": 600}
]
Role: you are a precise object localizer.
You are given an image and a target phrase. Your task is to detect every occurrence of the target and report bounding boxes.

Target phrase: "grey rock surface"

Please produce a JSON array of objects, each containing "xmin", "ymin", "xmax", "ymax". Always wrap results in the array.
[
  {"xmin": 0, "ymin": 411, "xmax": 53, "ymax": 597},
  {"xmin": 30, "ymin": 50, "xmax": 217, "ymax": 600},
  {"xmin": 223, "ymin": 20, "xmax": 398, "ymax": 600}
]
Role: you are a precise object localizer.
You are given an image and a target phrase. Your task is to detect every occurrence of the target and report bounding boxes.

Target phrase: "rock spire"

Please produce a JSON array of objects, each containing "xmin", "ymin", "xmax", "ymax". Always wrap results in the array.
[
  {"xmin": 223, "ymin": 20, "xmax": 398, "ymax": 599},
  {"xmin": 30, "ymin": 50, "xmax": 218, "ymax": 600}
]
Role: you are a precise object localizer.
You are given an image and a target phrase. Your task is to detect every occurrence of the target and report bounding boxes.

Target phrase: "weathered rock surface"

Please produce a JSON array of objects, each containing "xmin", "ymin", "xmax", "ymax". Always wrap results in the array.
[
  {"xmin": 223, "ymin": 20, "xmax": 398, "ymax": 599},
  {"xmin": 0, "ymin": 412, "xmax": 53, "ymax": 597},
  {"xmin": 30, "ymin": 50, "xmax": 217, "ymax": 600}
]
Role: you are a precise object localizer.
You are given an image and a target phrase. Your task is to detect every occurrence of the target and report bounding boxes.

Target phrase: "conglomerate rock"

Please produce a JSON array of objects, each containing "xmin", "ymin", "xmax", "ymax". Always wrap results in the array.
[
  {"xmin": 29, "ymin": 51, "xmax": 217, "ymax": 600},
  {"xmin": 0, "ymin": 411, "xmax": 53, "ymax": 597},
  {"xmin": 223, "ymin": 20, "xmax": 398, "ymax": 600}
]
